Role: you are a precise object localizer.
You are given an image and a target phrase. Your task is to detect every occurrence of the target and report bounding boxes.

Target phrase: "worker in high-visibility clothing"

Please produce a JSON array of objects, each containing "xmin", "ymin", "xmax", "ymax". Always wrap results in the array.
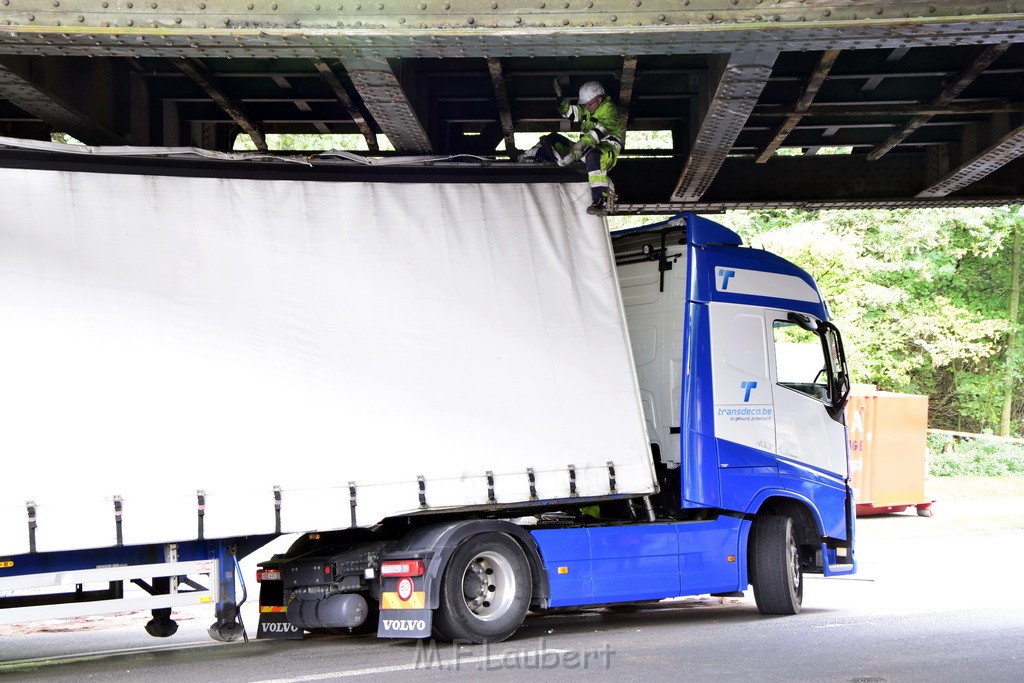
[{"xmin": 523, "ymin": 80, "xmax": 623, "ymax": 215}]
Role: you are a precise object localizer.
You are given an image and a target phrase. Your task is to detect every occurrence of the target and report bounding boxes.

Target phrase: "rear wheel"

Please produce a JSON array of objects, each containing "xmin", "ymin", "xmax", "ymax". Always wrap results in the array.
[
  {"xmin": 750, "ymin": 515, "xmax": 803, "ymax": 615},
  {"xmin": 433, "ymin": 533, "xmax": 532, "ymax": 643}
]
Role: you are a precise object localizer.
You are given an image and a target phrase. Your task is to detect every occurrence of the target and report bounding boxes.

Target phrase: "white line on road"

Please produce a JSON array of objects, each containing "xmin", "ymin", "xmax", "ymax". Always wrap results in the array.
[{"xmin": 0, "ymin": 640, "xmax": 223, "ymax": 671}]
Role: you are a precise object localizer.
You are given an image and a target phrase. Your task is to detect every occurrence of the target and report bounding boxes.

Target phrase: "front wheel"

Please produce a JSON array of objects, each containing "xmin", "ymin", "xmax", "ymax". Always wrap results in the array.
[
  {"xmin": 750, "ymin": 515, "xmax": 804, "ymax": 615},
  {"xmin": 433, "ymin": 533, "xmax": 532, "ymax": 643}
]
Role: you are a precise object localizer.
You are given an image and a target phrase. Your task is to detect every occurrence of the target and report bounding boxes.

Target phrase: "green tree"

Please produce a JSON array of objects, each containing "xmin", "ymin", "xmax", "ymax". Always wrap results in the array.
[{"xmin": 722, "ymin": 207, "xmax": 1023, "ymax": 436}]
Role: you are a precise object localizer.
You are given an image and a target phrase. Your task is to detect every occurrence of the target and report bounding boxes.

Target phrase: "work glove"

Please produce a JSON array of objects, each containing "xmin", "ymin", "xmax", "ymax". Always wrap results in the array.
[{"xmin": 557, "ymin": 140, "xmax": 589, "ymax": 166}]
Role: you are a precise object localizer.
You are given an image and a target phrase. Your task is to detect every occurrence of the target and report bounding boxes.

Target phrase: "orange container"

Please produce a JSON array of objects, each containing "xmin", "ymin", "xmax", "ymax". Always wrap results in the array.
[{"xmin": 846, "ymin": 386, "xmax": 934, "ymax": 516}]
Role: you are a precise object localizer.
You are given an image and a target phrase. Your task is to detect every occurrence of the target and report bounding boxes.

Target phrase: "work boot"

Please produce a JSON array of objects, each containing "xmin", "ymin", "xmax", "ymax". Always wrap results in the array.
[{"xmin": 587, "ymin": 188, "xmax": 608, "ymax": 215}]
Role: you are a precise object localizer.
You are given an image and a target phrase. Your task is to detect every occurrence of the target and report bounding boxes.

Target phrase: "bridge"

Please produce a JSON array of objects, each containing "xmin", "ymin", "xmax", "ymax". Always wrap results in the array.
[{"xmin": 1, "ymin": 1, "xmax": 1023, "ymax": 212}]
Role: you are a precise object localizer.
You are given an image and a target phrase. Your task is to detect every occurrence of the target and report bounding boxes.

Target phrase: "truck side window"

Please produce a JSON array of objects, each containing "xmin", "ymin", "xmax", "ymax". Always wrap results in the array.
[{"xmin": 773, "ymin": 320, "xmax": 830, "ymax": 402}]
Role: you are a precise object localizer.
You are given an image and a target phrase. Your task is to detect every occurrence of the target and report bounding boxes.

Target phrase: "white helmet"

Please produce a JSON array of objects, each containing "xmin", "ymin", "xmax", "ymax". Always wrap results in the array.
[{"xmin": 578, "ymin": 81, "xmax": 605, "ymax": 105}]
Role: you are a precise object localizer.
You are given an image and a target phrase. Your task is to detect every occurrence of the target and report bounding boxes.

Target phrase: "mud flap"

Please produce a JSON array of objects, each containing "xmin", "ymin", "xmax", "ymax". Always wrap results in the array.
[
  {"xmin": 377, "ymin": 608, "xmax": 432, "ymax": 638},
  {"xmin": 257, "ymin": 608, "xmax": 304, "ymax": 640}
]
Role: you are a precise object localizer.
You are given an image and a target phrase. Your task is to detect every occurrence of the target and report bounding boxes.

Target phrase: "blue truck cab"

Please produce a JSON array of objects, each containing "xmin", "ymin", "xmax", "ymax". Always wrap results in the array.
[{"xmin": 529, "ymin": 213, "xmax": 854, "ymax": 615}]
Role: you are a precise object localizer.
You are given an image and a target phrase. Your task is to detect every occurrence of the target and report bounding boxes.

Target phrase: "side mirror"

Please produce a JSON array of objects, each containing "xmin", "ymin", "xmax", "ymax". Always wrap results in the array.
[{"xmin": 787, "ymin": 312, "xmax": 819, "ymax": 333}]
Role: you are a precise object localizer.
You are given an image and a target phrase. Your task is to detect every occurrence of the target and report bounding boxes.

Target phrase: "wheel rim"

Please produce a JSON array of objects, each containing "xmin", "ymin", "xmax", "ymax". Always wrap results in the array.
[
  {"xmin": 459, "ymin": 550, "xmax": 516, "ymax": 621},
  {"xmin": 788, "ymin": 531, "xmax": 801, "ymax": 593}
]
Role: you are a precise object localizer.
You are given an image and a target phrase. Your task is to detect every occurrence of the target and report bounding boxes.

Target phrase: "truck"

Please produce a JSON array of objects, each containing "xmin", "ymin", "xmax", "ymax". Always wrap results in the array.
[{"xmin": 0, "ymin": 137, "xmax": 855, "ymax": 645}]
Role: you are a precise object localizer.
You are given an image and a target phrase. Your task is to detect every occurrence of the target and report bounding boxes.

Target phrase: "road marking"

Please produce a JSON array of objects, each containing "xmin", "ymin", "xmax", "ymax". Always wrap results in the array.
[
  {"xmin": 815, "ymin": 621, "xmax": 880, "ymax": 628},
  {"xmin": 0, "ymin": 640, "xmax": 221, "ymax": 671},
  {"xmin": 252, "ymin": 648, "xmax": 573, "ymax": 682}
]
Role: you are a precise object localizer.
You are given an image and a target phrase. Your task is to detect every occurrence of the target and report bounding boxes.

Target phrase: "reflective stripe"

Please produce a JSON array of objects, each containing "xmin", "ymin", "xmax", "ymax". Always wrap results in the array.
[
  {"xmin": 381, "ymin": 591, "xmax": 426, "ymax": 609},
  {"xmin": 588, "ymin": 170, "xmax": 609, "ymax": 187}
]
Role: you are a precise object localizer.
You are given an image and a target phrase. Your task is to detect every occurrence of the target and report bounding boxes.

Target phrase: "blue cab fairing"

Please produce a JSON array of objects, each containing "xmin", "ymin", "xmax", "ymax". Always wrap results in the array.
[{"xmin": 532, "ymin": 213, "xmax": 854, "ymax": 608}]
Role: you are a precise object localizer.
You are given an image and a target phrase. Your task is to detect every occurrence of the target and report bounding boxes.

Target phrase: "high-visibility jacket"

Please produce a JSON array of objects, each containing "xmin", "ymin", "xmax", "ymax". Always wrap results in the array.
[{"xmin": 557, "ymin": 96, "xmax": 624, "ymax": 150}]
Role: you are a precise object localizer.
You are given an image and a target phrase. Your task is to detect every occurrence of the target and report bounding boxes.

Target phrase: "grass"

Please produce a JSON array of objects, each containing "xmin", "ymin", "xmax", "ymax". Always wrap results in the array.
[
  {"xmin": 926, "ymin": 474, "xmax": 1024, "ymax": 500},
  {"xmin": 855, "ymin": 474, "xmax": 1024, "ymax": 539}
]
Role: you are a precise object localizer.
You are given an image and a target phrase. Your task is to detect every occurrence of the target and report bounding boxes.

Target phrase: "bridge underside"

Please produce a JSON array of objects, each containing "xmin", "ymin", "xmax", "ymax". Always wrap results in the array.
[{"xmin": 1, "ymin": 2, "xmax": 1023, "ymax": 212}]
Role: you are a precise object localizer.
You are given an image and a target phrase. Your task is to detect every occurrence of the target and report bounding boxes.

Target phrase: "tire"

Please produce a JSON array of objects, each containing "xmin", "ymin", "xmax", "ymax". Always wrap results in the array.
[
  {"xmin": 749, "ymin": 515, "xmax": 803, "ymax": 615},
  {"xmin": 433, "ymin": 533, "xmax": 532, "ymax": 643}
]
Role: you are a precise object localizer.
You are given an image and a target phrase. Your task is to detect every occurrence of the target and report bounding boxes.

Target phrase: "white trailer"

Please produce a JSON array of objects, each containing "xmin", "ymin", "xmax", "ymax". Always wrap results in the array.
[{"xmin": 0, "ymin": 140, "xmax": 656, "ymax": 637}]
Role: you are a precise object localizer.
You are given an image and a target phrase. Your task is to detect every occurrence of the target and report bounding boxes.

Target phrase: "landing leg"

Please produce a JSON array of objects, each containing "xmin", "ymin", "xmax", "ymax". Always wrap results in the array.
[
  {"xmin": 144, "ymin": 576, "xmax": 179, "ymax": 638},
  {"xmin": 208, "ymin": 542, "xmax": 248, "ymax": 643}
]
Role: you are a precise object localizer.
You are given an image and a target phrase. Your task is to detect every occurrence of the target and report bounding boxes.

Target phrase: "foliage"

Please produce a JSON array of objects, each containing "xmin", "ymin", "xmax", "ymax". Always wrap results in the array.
[
  {"xmin": 927, "ymin": 433, "xmax": 1024, "ymax": 477},
  {"xmin": 234, "ymin": 133, "xmax": 393, "ymax": 151},
  {"xmin": 721, "ymin": 206, "xmax": 1024, "ymax": 436}
]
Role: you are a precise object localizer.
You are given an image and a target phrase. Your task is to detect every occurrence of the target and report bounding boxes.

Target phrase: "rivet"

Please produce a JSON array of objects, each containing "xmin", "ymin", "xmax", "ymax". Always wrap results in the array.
[
  {"xmin": 175, "ymin": 16, "xmax": 182, "ymax": 22},
  {"xmin": 199, "ymin": 2, "xmax": 206, "ymax": 8},
  {"xmin": 928, "ymin": 5, "xmax": 936, "ymax": 11},
  {"xmin": 51, "ymin": 0, "xmax": 59, "ymax": 6},
  {"xmin": 875, "ymin": 6, "xmax": 882, "ymax": 14},
  {"xmin": 399, "ymin": 16, "xmax": 405, "ymax": 22},
  {"xmin": 28, "ymin": 13, "xmax": 35, "ymax": 20},
  {"xmin": 315, "ymin": 3, "xmax": 321, "ymax": 8},
  {"xmin": 562, "ymin": 1, "xmax": 568, "ymax": 6},
  {"xmin": 443, "ymin": 1, "xmax": 449, "ymax": 8},
  {"xmin": 247, "ymin": 2, "xmax": 253, "ymax": 8},
  {"xmin": 468, "ymin": 16, "xmax": 474, "ymax": 23},
  {"xmin": 151, "ymin": 2, "xmax": 157, "ymax": 7},
  {"xmin": 585, "ymin": 0, "xmax": 592, "ymax": 6},
  {"xmin": 633, "ymin": 0, "xmax": 640, "ymax": 5},
  {"xmin": 538, "ymin": 1, "xmax": 544, "ymax": 7},
  {"xmin": 377, "ymin": 2, "xmax": 383, "ymax": 8},
  {"xmin": 562, "ymin": 18, "xmax": 568, "ymax": 24},
  {"xmin": 77, "ymin": 14, "xmax": 84, "ymax": 21},
  {"xmin": 514, "ymin": 15, "xmax": 521, "ymax": 22},
  {"xmin": 419, "ymin": 2, "xmax": 425, "ymax": 8},
  {"xmin": 101, "ymin": 1, "xmax": 108, "ymax": 7},
  {"xmin": 658, "ymin": 13, "xmax": 665, "ymax": 20},
  {"xmin": 272, "ymin": 2, "xmax": 279, "ymax": 8},
  {"xmin": 126, "ymin": 2, "xmax": 132, "ymax": 7},
  {"xmin": 492, "ymin": 2, "xmax": 497, "ymax": 7},
  {"xmin": 609, "ymin": 14, "xmax": 616, "ymax": 21},
  {"xmin": 822, "ymin": 9, "xmax": 830, "ymax": 16},
  {"xmin": 707, "ymin": 12, "xmax": 714, "ymax": 19},
  {"xmin": 126, "ymin": 19, "xmax": 133, "ymax": 25}
]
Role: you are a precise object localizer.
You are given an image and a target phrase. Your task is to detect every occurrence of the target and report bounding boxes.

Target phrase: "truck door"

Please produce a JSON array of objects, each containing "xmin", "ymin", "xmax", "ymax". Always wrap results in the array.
[
  {"xmin": 769, "ymin": 312, "xmax": 850, "ymax": 478},
  {"xmin": 768, "ymin": 311, "xmax": 852, "ymax": 540}
]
